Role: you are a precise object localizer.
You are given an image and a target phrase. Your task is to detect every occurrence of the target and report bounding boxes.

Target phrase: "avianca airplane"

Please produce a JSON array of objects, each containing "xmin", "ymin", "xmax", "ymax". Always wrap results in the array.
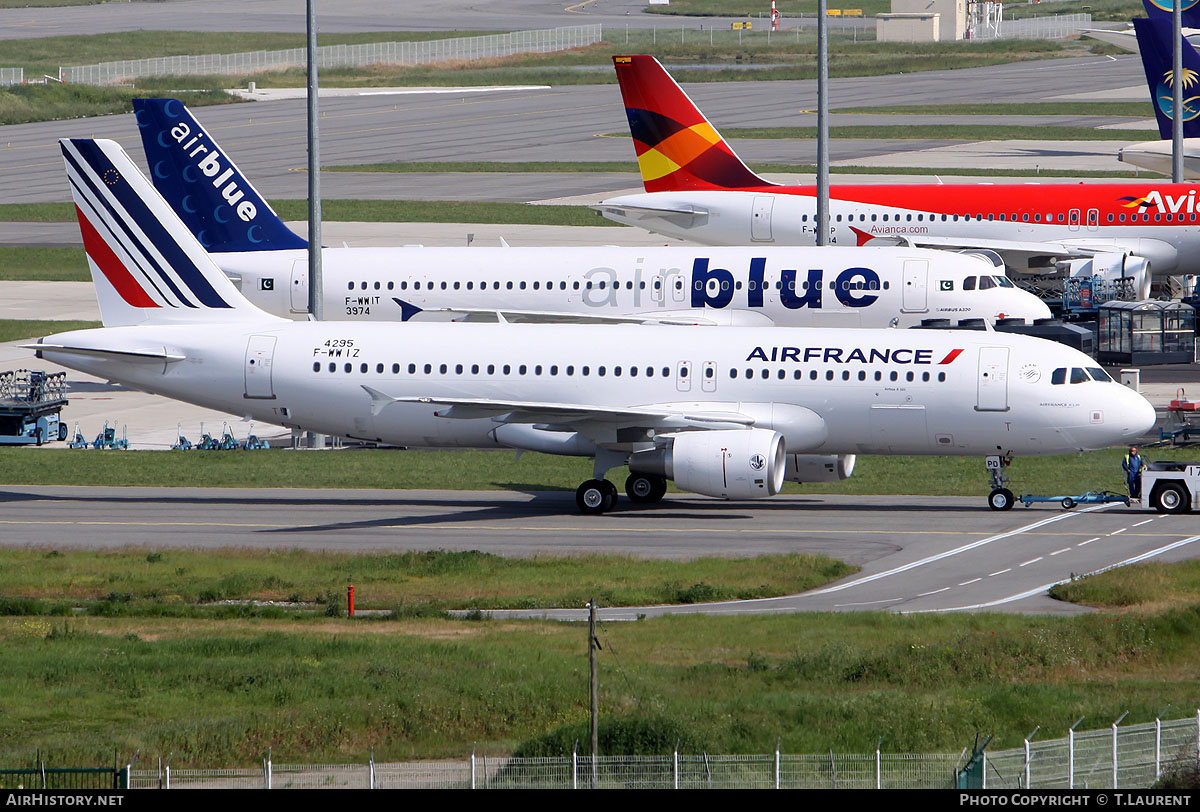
[
  {"xmin": 130, "ymin": 98, "xmax": 1048, "ymax": 327},
  {"xmin": 591, "ymin": 54, "xmax": 1200, "ymax": 298},
  {"xmin": 34, "ymin": 138, "xmax": 1155, "ymax": 514},
  {"xmin": 1120, "ymin": 16, "xmax": 1200, "ymax": 180}
]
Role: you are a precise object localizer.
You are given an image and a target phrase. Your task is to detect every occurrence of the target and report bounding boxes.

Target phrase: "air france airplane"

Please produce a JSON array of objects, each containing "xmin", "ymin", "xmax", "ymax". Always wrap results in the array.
[
  {"xmin": 132, "ymin": 98, "xmax": 1048, "ymax": 327},
  {"xmin": 36, "ymin": 139, "xmax": 1155, "ymax": 515},
  {"xmin": 592, "ymin": 55, "xmax": 1200, "ymax": 298},
  {"xmin": 1120, "ymin": 16, "xmax": 1200, "ymax": 180}
]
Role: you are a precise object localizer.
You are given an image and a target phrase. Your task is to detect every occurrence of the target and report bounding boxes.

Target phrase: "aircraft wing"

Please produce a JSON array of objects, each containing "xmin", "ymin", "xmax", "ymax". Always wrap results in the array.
[
  {"xmin": 362, "ymin": 386, "xmax": 754, "ymax": 429},
  {"xmin": 415, "ymin": 307, "xmax": 716, "ymax": 326},
  {"xmin": 856, "ymin": 231, "xmax": 1098, "ymax": 263}
]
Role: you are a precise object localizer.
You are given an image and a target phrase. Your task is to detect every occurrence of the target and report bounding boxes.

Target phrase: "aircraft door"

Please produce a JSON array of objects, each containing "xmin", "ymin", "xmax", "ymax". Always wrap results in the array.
[
  {"xmin": 701, "ymin": 361, "xmax": 717, "ymax": 392},
  {"xmin": 1086, "ymin": 208, "xmax": 1099, "ymax": 231},
  {"xmin": 676, "ymin": 360, "xmax": 692, "ymax": 392},
  {"xmin": 1068, "ymin": 209, "xmax": 1081, "ymax": 231},
  {"xmin": 976, "ymin": 347, "xmax": 1010, "ymax": 412},
  {"xmin": 901, "ymin": 260, "xmax": 929, "ymax": 312},
  {"xmin": 244, "ymin": 335, "xmax": 277, "ymax": 400},
  {"xmin": 751, "ymin": 196, "xmax": 774, "ymax": 242},
  {"xmin": 290, "ymin": 261, "xmax": 309, "ymax": 314}
]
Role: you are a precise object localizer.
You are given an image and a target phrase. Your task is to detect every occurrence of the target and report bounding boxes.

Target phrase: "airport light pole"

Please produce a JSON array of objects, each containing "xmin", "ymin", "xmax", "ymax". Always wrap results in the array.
[
  {"xmin": 307, "ymin": 0, "xmax": 323, "ymax": 320},
  {"xmin": 816, "ymin": 0, "xmax": 830, "ymax": 245},
  {"xmin": 1174, "ymin": 0, "xmax": 1184, "ymax": 183}
]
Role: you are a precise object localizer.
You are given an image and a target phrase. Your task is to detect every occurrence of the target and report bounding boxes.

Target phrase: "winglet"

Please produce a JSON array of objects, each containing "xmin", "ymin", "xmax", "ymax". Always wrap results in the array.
[{"xmin": 361, "ymin": 384, "xmax": 398, "ymax": 417}]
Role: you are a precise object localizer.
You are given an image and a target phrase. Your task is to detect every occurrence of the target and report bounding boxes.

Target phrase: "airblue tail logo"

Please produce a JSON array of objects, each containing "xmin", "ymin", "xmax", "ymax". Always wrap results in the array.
[{"xmin": 133, "ymin": 98, "xmax": 307, "ymax": 253}]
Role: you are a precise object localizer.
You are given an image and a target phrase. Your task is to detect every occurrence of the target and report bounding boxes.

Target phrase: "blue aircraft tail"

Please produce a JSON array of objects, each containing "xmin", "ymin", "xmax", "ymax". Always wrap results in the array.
[
  {"xmin": 1133, "ymin": 16, "xmax": 1200, "ymax": 139},
  {"xmin": 1142, "ymin": 0, "xmax": 1200, "ymax": 31},
  {"xmin": 132, "ymin": 98, "xmax": 308, "ymax": 253}
]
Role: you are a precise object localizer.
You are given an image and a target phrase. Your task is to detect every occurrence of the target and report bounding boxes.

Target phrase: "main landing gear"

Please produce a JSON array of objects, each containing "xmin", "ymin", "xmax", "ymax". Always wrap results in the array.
[
  {"xmin": 985, "ymin": 453, "xmax": 1015, "ymax": 511},
  {"xmin": 575, "ymin": 473, "xmax": 669, "ymax": 515}
]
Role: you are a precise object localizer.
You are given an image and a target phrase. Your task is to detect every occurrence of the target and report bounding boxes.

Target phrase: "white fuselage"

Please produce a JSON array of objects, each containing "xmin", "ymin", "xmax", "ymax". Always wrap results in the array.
[
  {"xmin": 36, "ymin": 321, "xmax": 1153, "ymax": 458},
  {"xmin": 596, "ymin": 191, "xmax": 1196, "ymax": 277},
  {"xmin": 215, "ymin": 245, "xmax": 1050, "ymax": 326}
]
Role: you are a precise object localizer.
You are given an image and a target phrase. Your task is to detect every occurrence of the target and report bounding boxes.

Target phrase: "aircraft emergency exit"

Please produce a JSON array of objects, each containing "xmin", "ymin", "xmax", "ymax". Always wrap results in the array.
[
  {"xmin": 592, "ymin": 55, "xmax": 1200, "ymax": 298},
  {"xmin": 132, "ymin": 97, "xmax": 1047, "ymax": 327},
  {"xmin": 41, "ymin": 139, "xmax": 1155, "ymax": 514}
]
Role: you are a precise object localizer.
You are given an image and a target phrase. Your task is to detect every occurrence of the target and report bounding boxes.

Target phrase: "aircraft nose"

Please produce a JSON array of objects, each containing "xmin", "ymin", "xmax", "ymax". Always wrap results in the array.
[{"xmin": 1118, "ymin": 386, "xmax": 1158, "ymax": 442}]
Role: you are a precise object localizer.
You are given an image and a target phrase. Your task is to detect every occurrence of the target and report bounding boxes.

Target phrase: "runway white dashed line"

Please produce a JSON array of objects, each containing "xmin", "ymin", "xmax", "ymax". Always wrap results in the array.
[
  {"xmin": 1132, "ymin": 519, "xmax": 1156, "ymax": 527},
  {"xmin": 806, "ymin": 503, "xmax": 1114, "ymax": 596},
  {"xmin": 920, "ymin": 534, "xmax": 1200, "ymax": 613},
  {"xmin": 959, "ymin": 578, "xmax": 982, "ymax": 586},
  {"xmin": 988, "ymin": 568, "xmax": 1012, "ymax": 577},
  {"xmin": 1050, "ymin": 548, "xmax": 1071, "ymax": 556},
  {"xmin": 1019, "ymin": 557, "xmax": 1043, "ymax": 567},
  {"xmin": 918, "ymin": 587, "xmax": 951, "ymax": 597},
  {"xmin": 1110, "ymin": 528, "xmax": 1128, "ymax": 535},
  {"xmin": 1079, "ymin": 537, "xmax": 1102, "ymax": 546}
]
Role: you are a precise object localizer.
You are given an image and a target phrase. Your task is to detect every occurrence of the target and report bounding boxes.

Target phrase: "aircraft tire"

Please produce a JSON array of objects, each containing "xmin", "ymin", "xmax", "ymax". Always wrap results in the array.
[
  {"xmin": 577, "ymin": 480, "xmax": 614, "ymax": 515},
  {"xmin": 1061, "ymin": 497, "xmax": 1075, "ymax": 510},
  {"xmin": 626, "ymin": 473, "xmax": 666, "ymax": 503},
  {"xmin": 988, "ymin": 488, "xmax": 1015, "ymax": 511}
]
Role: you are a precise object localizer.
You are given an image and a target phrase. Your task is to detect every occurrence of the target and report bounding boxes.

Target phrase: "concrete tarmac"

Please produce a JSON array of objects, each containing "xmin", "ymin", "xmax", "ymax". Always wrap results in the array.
[{"xmin": 2, "ymin": 486, "xmax": 1195, "ymax": 616}]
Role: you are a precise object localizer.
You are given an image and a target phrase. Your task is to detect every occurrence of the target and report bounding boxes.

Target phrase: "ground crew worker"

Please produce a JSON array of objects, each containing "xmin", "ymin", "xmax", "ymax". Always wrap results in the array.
[{"xmin": 1123, "ymin": 446, "xmax": 1145, "ymax": 500}]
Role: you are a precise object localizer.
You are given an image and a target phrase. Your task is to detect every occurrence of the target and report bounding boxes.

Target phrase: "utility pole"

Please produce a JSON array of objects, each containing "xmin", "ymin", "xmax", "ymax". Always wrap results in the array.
[
  {"xmin": 1173, "ymin": 0, "xmax": 1184, "ymax": 183},
  {"xmin": 589, "ymin": 597, "xmax": 600, "ymax": 789},
  {"xmin": 306, "ymin": 0, "xmax": 323, "ymax": 320},
  {"xmin": 816, "ymin": 0, "xmax": 830, "ymax": 245}
]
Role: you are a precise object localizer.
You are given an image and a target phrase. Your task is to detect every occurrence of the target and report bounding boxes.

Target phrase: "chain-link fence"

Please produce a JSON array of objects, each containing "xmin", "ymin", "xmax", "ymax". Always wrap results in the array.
[
  {"xmin": 59, "ymin": 26, "xmax": 603, "ymax": 85},
  {"xmin": 970, "ymin": 12, "xmax": 1092, "ymax": 40},
  {"xmin": 0, "ymin": 68, "xmax": 23, "ymax": 86},
  {"xmin": 124, "ymin": 713, "xmax": 1200, "ymax": 789}
]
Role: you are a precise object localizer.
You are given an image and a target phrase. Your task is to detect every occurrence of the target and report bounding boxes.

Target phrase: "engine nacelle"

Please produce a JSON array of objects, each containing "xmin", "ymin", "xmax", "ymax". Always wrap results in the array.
[
  {"xmin": 785, "ymin": 454, "xmax": 856, "ymax": 483},
  {"xmin": 629, "ymin": 428, "xmax": 786, "ymax": 499}
]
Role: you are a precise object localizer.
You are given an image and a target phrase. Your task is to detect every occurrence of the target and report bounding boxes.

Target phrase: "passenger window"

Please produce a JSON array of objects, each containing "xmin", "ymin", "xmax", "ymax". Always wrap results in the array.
[{"xmin": 1051, "ymin": 368, "xmax": 1066, "ymax": 385}]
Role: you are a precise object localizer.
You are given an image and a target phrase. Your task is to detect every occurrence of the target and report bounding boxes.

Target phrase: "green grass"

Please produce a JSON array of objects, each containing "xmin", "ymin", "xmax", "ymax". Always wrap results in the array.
[
  {"xmin": 0, "ymin": 246, "xmax": 89, "ymax": 282},
  {"xmin": 0, "ymin": 83, "xmax": 239, "ymax": 127},
  {"xmin": 0, "ymin": 447, "xmax": 1192, "ymax": 498},
  {"xmin": 0, "ymin": 319, "xmax": 99, "ymax": 342},
  {"xmin": 0, "ymin": 200, "xmax": 618, "ymax": 227},
  {"xmin": 644, "ymin": 0, "xmax": 1144, "ymax": 22},
  {"xmin": 1052, "ymin": 561, "xmax": 1200, "ymax": 611},
  {"xmin": 836, "ymin": 103, "xmax": 1156, "ymax": 117},
  {"xmin": 1, "ymin": 606, "xmax": 1197, "ymax": 764},
  {"xmin": 605, "ymin": 125, "xmax": 1162, "ymax": 141},
  {"xmin": 326, "ymin": 159, "xmax": 1148, "ymax": 179},
  {"xmin": 0, "ymin": 548, "xmax": 853, "ymax": 612}
]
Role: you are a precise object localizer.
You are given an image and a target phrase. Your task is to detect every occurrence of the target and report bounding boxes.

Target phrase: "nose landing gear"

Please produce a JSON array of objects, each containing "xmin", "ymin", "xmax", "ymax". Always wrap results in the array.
[{"xmin": 986, "ymin": 453, "xmax": 1015, "ymax": 511}]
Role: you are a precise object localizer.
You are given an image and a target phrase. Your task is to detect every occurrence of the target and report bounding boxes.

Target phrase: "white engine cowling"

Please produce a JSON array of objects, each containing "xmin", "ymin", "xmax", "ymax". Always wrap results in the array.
[
  {"xmin": 629, "ymin": 428, "xmax": 786, "ymax": 499},
  {"xmin": 785, "ymin": 454, "xmax": 856, "ymax": 483}
]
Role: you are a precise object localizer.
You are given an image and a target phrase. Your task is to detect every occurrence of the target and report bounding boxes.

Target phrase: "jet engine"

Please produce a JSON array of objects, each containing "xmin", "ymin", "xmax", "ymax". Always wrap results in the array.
[
  {"xmin": 1061, "ymin": 252, "xmax": 1152, "ymax": 300},
  {"xmin": 629, "ymin": 428, "xmax": 786, "ymax": 499},
  {"xmin": 785, "ymin": 453, "xmax": 856, "ymax": 483}
]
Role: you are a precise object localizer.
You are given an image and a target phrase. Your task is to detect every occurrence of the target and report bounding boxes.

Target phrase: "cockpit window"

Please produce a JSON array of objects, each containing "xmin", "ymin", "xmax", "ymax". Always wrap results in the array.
[
  {"xmin": 1051, "ymin": 367, "xmax": 1066, "ymax": 385},
  {"xmin": 963, "ymin": 276, "xmax": 976, "ymax": 291},
  {"xmin": 1087, "ymin": 367, "xmax": 1113, "ymax": 382},
  {"xmin": 979, "ymin": 276, "xmax": 996, "ymax": 290},
  {"xmin": 995, "ymin": 276, "xmax": 1014, "ymax": 288},
  {"xmin": 1070, "ymin": 368, "xmax": 1089, "ymax": 384}
]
